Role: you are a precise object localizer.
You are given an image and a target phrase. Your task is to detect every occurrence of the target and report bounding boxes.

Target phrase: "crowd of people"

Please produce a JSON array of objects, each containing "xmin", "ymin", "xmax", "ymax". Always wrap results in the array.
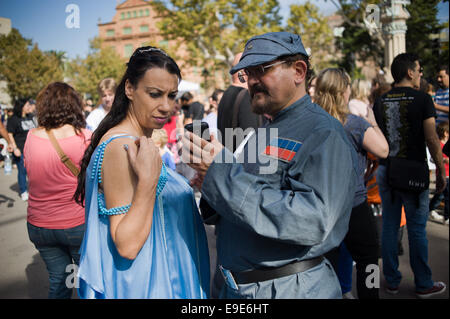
[{"xmin": 0, "ymin": 31, "xmax": 448, "ymax": 300}]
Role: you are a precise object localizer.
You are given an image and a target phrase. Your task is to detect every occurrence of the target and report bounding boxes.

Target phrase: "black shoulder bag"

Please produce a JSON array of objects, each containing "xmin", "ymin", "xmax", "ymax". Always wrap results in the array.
[{"xmin": 386, "ymin": 156, "xmax": 429, "ymax": 193}]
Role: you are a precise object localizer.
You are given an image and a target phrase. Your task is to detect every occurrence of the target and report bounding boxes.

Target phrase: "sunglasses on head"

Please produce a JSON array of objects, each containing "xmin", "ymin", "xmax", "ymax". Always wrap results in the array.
[{"xmin": 131, "ymin": 46, "xmax": 168, "ymax": 59}]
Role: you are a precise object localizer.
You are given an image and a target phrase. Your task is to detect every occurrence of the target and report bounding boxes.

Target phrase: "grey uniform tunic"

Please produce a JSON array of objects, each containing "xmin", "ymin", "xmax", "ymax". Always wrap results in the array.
[{"xmin": 201, "ymin": 95, "xmax": 358, "ymax": 298}]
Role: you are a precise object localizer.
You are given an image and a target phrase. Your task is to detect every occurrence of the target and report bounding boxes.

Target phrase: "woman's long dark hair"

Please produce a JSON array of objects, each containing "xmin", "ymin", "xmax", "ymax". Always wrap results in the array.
[{"xmin": 74, "ymin": 47, "xmax": 181, "ymax": 206}]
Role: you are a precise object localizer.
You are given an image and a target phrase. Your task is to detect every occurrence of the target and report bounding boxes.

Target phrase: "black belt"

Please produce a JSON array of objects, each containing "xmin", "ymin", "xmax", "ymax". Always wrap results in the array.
[{"xmin": 232, "ymin": 256, "xmax": 324, "ymax": 285}]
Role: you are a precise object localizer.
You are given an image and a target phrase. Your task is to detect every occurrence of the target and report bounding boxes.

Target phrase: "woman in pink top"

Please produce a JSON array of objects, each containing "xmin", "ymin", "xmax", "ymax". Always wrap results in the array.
[{"xmin": 24, "ymin": 82, "xmax": 92, "ymax": 299}]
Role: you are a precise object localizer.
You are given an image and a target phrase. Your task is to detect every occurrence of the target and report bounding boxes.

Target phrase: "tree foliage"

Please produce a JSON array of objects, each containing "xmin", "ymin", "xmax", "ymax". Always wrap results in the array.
[
  {"xmin": 405, "ymin": 0, "xmax": 447, "ymax": 81},
  {"xmin": 152, "ymin": 0, "xmax": 283, "ymax": 71},
  {"xmin": 327, "ymin": 0, "xmax": 384, "ymax": 77},
  {"xmin": 286, "ymin": 1, "xmax": 336, "ymax": 72},
  {"xmin": 328, "ymin": 0, "xmax": 448, "ymax": 80},
  {"xmin": 66, "ymin": 37, "xmax": 126, "ymax": 103},
  {"xmin": 0, "ymin": 28, "xmax": 64, "ymax": 104}
]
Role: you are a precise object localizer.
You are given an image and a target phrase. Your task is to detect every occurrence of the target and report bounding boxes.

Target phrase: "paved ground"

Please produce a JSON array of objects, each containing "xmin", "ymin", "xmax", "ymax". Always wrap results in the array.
[{"xmin": 0, "ymin": 166, "xmax": 447, "ymax": 299}]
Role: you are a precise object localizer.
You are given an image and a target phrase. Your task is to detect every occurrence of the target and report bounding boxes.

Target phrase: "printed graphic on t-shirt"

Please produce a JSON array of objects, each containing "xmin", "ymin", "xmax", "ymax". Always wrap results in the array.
[
  {"xmin": 21, "ymin": 119, "xmax": 36, "ymax": 131},
  {"xmin": 382, "ymin": 93, "xmax": 414, "ymax": 158}
]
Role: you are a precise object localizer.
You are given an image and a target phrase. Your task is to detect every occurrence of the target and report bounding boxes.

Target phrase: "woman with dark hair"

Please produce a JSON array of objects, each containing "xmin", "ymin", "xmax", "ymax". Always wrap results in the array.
[
  {"xmin": 74, "ymin": 46, "xmax": 209, "ymax": 299},
  {"xmin": 23, "ymin": 82, "xmax": 91, "ymax": 298},
  {"xmin": 6, "ymin": 98, "xmax": 37, "ymax": 200}
]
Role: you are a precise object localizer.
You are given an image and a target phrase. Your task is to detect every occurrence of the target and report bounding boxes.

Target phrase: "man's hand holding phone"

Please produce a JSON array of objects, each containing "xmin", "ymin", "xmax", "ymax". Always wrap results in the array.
[{"xmin": 182, "ymin": 122, "xmax": 223, "ymax": 189}]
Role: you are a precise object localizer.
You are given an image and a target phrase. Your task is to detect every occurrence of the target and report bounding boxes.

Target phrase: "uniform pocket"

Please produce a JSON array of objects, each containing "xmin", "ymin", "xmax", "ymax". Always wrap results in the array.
[
  {"xmin": 298, "ymin": 259, "xmax": 342, "ymax": 299},
  {"xmin": 221, "ymin": 282, "xmax": 257, "ymax": 299}
]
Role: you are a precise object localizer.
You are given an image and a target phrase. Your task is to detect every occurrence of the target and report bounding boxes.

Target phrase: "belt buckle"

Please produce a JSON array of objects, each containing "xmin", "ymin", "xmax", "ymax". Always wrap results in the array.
[{"xmin": 219, "ymin": 265, "xmax": 239, "ymax": 290}]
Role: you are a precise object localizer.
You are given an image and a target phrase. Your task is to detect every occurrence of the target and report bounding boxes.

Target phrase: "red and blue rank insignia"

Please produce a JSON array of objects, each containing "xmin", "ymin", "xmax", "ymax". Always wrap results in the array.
[{"xmin": 263, "ymin": 138, "xmax": 302, "ymax": 162}]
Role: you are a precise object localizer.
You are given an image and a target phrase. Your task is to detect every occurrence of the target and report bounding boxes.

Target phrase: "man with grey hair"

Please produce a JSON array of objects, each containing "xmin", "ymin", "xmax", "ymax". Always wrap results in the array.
[{"xmin": 183, "ymin": 32, "xmax": 357, "ymax": 298}]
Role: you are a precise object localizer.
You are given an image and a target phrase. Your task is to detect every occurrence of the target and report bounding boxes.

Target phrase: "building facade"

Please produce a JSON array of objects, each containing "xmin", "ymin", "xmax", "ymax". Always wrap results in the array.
[
  {"xmin": 98, "ymin": 0, "xmax": 221, "ymax": 100},
  {"xmin": 98, "ymin": 0, "xmax": 166, "ymax": 59}
]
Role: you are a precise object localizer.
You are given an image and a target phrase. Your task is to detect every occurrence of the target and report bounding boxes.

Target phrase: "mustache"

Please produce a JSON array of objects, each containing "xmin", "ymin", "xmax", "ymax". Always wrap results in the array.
[{"xmin": 250, "ymin": 84, "xmax": 269, "ymax": 97}]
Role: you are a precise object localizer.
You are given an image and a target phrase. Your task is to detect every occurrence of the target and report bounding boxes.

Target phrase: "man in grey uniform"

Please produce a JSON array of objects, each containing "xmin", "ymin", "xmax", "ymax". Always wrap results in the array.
[{"xmin": 183, "ymin": 32, "xmax": 358, "ymax": 298}]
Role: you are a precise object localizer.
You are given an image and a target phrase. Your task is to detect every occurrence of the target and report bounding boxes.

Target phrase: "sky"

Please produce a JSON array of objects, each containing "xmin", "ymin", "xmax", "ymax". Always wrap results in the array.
[{"xmin": 0, "ymin": 0, "xmax": 448, "ymax": 60}]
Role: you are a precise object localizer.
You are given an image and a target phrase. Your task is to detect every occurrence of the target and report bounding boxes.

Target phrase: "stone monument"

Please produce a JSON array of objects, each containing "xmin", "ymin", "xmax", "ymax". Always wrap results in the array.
[{"xmin": 380, "ymin": 0, "xmax": 411, "ymax": 82}]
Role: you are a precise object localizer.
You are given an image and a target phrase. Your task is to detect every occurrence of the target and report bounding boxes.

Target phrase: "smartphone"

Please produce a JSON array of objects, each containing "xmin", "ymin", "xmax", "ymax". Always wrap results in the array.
[
  {"xmin": 219, "ymin": 265, "xmax": 239, "ymax": 290},
  {"xmin": 184, "ymin": 122, "xmax": 211, "ymax": 141}
]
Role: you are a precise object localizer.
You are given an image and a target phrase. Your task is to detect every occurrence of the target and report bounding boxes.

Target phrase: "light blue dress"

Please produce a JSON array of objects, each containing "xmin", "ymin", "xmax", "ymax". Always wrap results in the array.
[{"xmin": 77, "ymin": 135, "xmax": 210, "ymax": 299}]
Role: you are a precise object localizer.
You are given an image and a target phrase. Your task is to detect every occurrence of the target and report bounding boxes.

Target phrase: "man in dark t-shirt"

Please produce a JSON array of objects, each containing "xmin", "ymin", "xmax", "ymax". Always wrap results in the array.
[
  {"xmin": 189, "ymin": 101, "xmax": 204, "ymax": 121},
  {"xmin": 6, "ymin": 113, "xmax": 36, "ymax": 153},
  {"xmin": 373, "ymin": 53, "xmax": 447, "ymax": 298},
  {"xmin": 180, "ymin": 92, "xmax": 204, "ymax": 124},
  {"xmin": 217, "ymin": 53, "xmax": 262, "ymax": 152}
]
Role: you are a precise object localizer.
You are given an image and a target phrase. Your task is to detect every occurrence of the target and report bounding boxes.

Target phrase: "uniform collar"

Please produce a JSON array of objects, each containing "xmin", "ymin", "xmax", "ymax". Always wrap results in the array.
[{"xmin": 271, "ymin": 94, "xmax": 312, "ymax": 123}]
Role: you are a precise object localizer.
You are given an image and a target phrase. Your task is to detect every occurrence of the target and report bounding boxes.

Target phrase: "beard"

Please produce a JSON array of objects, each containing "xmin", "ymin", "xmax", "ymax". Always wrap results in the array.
[
  {"xmin": 250, "ymin": 98, "xmax": 271, "ymax": 115},
  {"xmin": 249, "ymin": 84, "xmax": 272, "ymax": 115}
]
